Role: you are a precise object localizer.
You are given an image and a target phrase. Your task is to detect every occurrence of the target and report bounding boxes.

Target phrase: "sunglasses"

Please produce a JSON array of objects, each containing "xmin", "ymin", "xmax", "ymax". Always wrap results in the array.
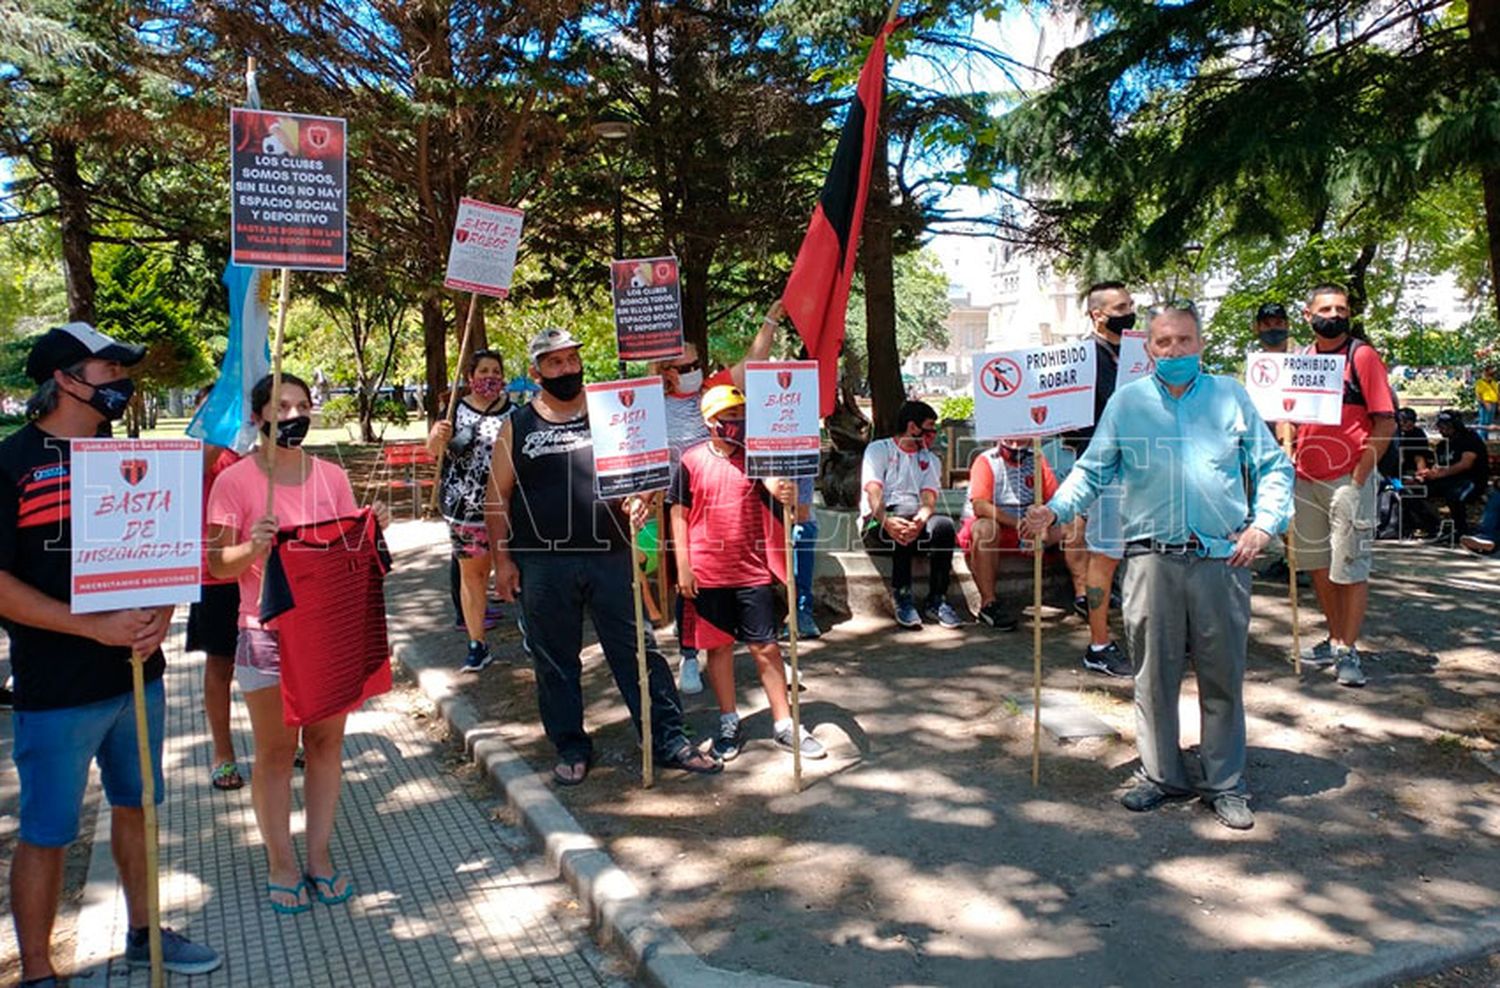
[{"xmin": 669, "ymin": 360, "xmax": 701, "ymax": 373}]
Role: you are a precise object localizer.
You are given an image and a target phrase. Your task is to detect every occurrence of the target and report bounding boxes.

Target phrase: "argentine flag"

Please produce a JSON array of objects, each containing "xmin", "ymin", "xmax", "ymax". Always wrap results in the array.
[{"xmin": 189, "ymin": 66, "xmax": 271, "ymax": 453}]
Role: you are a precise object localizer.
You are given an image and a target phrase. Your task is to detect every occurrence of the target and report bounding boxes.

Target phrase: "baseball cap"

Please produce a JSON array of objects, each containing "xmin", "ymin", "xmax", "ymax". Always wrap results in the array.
[
  {"xmin": 1434, "ymin": 409, "xmax": 1463, "ymax": 429},
  {"xmin": 1254, "ymin": 302, "xmax": 1288, "ymax": 322},
  {"xmin": 700, "ymin": 384, "xmax": 745, "ymax": 420},
  {"xmin": 1397, "ymin": 407, "xmax": 1417, "ymax": 422},
  {"xmin": 25, "ymin": 322, "xmax": 146, "ymax": 384},
  {"xmin": 527, "ymin": 327, "xmax": 581, "ymax": 364}
]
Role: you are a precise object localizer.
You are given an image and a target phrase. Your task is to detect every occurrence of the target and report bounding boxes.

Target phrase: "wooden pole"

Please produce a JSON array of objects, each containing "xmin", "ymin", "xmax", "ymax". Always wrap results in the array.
[
  {"xmin": 632, "ymin": 522, "xmax": 654, "ymax": 788},
  {"xmin": 1283, "ymin": 433, "xmax": 1302, "ymax": 675},
  {"xmin": 428, "ymin": 292, "xmax": 484, "ymax": 514},
  {"xmin": 261, "ymin": 267, "xmax": 292, "ymax": 519},
  {"xmin": 130, "ymin": 652, "xmax": 164, "ymax": 988},
  {"xmin": 653, "ymin": 494, "xmax": 671, "ymax": 627},
  {"xmin": 1031, "ymin": 435, "xmax": 1044, "ymax": 788},
  {"xmin": 784, "ymin": 484, "xmax": 802, "ymax": 791}
]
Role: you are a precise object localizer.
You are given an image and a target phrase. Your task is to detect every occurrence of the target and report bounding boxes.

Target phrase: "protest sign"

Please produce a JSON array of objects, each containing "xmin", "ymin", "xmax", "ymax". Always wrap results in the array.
[
  {"xmin": 69, "ymin": 439, "xmax": 202, "ymax": 614},
  {"xmin": 230, "ymin": 108, "xmax": 348, "ymax": 271},
  {"xmin": 744, "ymin": 360, "xmax": 820, "ymax": 479},
  {"xmin": 1244, "ymin": 352, "xmax": 1345, "ymax": 425},
  {"xmin": 610, "ymin": 257, "xmax": 685, "ymax": 361},
  {"xmin": 443, "ymin": 199, "xmax": 525, "ymax": 297},
  {"xmin": 586, "ymin": 378, "xmax": 671, "ymax": 498},
  {"xmin": 1117, "ymin": 330, "xmax": 1154, "ymax": 387},
  {"xmin": 973, "ymin": 342, "xmax": 1098, "ymax": 440}
]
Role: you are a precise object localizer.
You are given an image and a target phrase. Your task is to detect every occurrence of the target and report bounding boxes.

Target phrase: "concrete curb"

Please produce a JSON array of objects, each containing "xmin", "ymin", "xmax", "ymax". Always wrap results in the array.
[
  {"xmin": 1253, "ymin": 914, "xmax": 1500, "ymax": 988},
  {"xmin": 386, "ymin": 614, "xmax": 822, "ymax": 988}
]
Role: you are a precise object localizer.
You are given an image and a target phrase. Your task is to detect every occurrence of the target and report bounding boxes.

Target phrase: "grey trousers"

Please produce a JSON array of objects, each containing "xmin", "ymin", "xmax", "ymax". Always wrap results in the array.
[{"xmin": 1121, "ymin": 553, "xmax": 1251, "ymax": 796}]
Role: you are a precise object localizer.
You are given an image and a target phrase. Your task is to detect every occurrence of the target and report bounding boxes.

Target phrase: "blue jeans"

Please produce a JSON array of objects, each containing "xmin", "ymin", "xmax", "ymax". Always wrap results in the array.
[
  {"xmin": 792, "ymin": 519, "xmax": 818, "ymax": 614},
  {"xmin": 517, "ymin": 550, "xmax": 688, "ymax": 763},
  {"xmin": 1476, "ymin": 490, "xmax": 1500, "ymax": 543}
]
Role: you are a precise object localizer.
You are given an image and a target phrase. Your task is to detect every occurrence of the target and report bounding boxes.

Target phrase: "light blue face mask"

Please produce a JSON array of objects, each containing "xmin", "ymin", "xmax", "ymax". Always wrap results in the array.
[{"xmin": 1155, "ymin": 353, "xmax": 1201, "ymax": 387}]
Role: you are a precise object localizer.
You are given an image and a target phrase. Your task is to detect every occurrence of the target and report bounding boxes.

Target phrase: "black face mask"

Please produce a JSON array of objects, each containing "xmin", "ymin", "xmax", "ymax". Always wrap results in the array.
[
  {"xmin": 1258, "ymin": 328, "xmax": 1290, "ymax": 347},
  {"xmin": 1311, "ymin": 315, "xmax": 1350, "ymax": 340},
  {"xmin": 539, "ymin": 370, "xmax": 584, "ymax": 401},
  {"xmin": 713, "ymin": 419, "xmax": 747, "ymax": 447},
  {"xmin": 1105, "ymin": 312, "xmax": 1136, "ymax": 334},
  {"xmin": 71, "ymin": 375, "xmax": 134, "ymax": 421},
  {"xmin": 261, "ymin": 414, "xmax": 311, "ymax": 448}
]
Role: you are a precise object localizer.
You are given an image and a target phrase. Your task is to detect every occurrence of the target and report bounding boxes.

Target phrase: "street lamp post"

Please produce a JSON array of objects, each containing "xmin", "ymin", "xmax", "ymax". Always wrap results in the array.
[{"xmin": 593, "ymin": 114, "xmax": 634, "ymax": 377}]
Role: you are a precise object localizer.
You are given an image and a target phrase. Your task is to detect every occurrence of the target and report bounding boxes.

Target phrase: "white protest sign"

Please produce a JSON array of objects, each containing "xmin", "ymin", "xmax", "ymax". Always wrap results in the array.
[
  {"xmin": 744, "ymin": 360, "xmax": 820, "ymax": 479},
  {"xmin": 1116, "ymin": 330, "xmax": 1154, "ymax": 387},
  {"xmin": 444, "ymin": 198, "xmax": 525, "ymax": 298},
  {"xmin": 1244, "ymin": 352, "xmax": 1346, "ymax": 425},
  {"xmin": 586, "ymin": 378, "xmax": 671, "ymax": 498},
  {"xmin": 973, "ymin": 342, "xmax": 1097, "ymax": 440},
  {"xmin": 69, "ymin": 439, "xmax": 203, "ymax": 614}
]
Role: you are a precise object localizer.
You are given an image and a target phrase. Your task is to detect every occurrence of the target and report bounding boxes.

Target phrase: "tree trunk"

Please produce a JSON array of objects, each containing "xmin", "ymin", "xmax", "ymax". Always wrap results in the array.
[
  {"xmin": 862, "ymin": 105, "xmax": 902, "ymax": 439},
  {"xmin": 681, "ymin": 245, "xmax": 711, "ymax": 363},
  {"xmin": 421, "ymin": 295, "xmax": 448, "ymax": 422},
  {"xmin": 53, "ymin": 140, "xmax": 96, "ymax": 324},
  {"xmin": 1473, "ymin": 0, "xmax": 1500, "ymax": 325},
  {"xmin": 1346, "ymin": 242, "xmax": 1378, "ymax": 324}
]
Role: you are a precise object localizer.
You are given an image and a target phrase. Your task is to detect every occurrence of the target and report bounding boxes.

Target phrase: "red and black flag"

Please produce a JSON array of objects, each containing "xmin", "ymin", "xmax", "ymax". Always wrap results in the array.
[{"xmin": 782, "ymin": 23, "xmax": 895, "ymax": 418}]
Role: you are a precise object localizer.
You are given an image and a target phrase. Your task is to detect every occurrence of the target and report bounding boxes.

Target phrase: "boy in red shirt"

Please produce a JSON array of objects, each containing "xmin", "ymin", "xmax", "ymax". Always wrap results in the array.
[
  {"xmin": 959, "ymin": 439, "xmax": 1086, "ymax": 630},
  {"xmin": 669, "ymin": 385, "xmax": 825, "ymax": 762}
]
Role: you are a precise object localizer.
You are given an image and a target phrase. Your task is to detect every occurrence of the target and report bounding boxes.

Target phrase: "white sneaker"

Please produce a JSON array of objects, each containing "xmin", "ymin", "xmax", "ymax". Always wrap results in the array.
[
  {"xmin": 1300, "ymin": 637, "xmax": 1336, "ymax": 667},
  {"xmin": 679, "ymin": 656, "xmax": 703, "ymax": 695}
]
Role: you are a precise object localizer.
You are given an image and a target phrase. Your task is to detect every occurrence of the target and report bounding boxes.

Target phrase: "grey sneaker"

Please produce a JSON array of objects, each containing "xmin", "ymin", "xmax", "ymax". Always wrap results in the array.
[
  {"xmin": 774, "ymin": 724, "xmax": 827, "ymax": 760},
  {"xmin": 1120, "ymin": 779, "xmax": 1194, "ymax": 812},
  {"xmin": 1301, "ymin": 637, "xmax": 1336, "ymax": 668},
  {"xmin": 678, "ymin": 656, "xmax": 703, "ymax": 695},
  {"xmin": 923, "ymin": 597, "xmax": 963, "ymax": 629},
  {"xmin": 1334, "ymin": 646, "xmax": 1367, "ymax": 687},
  {"xmin": 711, "ymin": 720, "xmax": 744, "ymax": 762},
  {"xmin": 125, "ymin": 927, "xmax": 222, "ymax": 975},
  {"xmin": 1082, "ymin": 642, "xmax": 1132, "ymax": 679},
  {"xmin": 893, "ymin": 589, "xmax": 921, "ymax": 629},
  {"xmin": 1208, "ymin": 792, "xmax": 1255, "ymax": 830}
]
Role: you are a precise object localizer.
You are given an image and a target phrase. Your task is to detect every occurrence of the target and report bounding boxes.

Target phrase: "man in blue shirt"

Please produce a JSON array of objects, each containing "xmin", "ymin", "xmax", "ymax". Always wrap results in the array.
[{"xmin": 1023, "ymin": 304, "xmax": 1293, "ymax": 831}]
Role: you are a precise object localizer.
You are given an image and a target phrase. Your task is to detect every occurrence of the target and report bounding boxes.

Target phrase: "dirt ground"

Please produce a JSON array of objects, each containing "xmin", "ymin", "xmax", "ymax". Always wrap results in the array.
[{"xmin": 385, "ymin": 535, "xmax": 1500, "ymax": 988}]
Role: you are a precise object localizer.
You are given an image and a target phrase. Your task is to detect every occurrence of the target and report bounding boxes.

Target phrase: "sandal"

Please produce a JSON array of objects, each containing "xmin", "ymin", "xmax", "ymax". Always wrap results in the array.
[
  {"xmin": 267, "ymin": 881, "xmax": 311, "ymax": 915},
  {"xmin": 662, "ymin": 744, "xmax": 723, "ymax": 775},
  {"xmin": 304, "ymin": 870, "xmax": 354, "ymax": 906},
  {"xmin": 552, "ymin": 758, "xmax": 591, "ymax": 787},
  {"xmin": 210, "ymin": 761, "xmax": 244, "ymax": 791}
]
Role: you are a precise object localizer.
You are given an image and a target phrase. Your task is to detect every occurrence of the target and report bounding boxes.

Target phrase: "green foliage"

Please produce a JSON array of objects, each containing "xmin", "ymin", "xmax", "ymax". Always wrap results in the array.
[
  {"xmin": 372, "ymin": 397, "xmax": 408, "ymax": 426},
  {"xmin": 92, "ymin": 243, "xmax": 215, "ymax": 391},
  {"xmin": 937, "ymin": 394, "xmax": 974, "ymax": 423},
  {"xmin": 318, "ymin": 395, "xmax": 357, "ymax": 428},
  {"xmin": 843, "ymin": 248, "xmax": 952, "ymax": 362}
]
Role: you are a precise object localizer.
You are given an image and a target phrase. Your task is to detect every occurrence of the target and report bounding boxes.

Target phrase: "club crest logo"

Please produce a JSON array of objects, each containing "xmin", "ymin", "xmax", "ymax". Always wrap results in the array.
[
  {"xmin": 454, "ymin": 227, "xmax": 470, "ymax": 243},
  {"xmin": 777, "ymin": 369, "xmax": 793, "ymax": 389},
  {"xmin": 1283, "ymin": 397, "xmax": 1296, "ymax": 413},
  {"xmin": 619, "ymin": 389, "xmax": 635, "ymax": 408},
  {"xmin": 120, "ymin": 459, "xmax": 148, "ymax": 486},
  {"xmin": 918, "ymin": 458, "xmax": 929, "ymax": 471},
  {"xmin": 1030, "ymin": 405, "xmax": 1048, "ymax": 425}
]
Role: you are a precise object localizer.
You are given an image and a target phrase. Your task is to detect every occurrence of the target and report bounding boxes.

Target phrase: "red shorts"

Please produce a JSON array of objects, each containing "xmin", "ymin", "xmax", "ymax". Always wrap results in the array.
[{"xmin": 958, "ymin": 516, "xmax": 1022, "ymax": 553}]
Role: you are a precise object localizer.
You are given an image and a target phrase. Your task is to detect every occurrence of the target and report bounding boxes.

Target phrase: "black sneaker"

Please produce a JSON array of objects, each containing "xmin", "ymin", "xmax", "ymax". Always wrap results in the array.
[
  {"xmin": 462, "ymin": 641, "xmax": 493, "ymax": 673},
  {"xmin": 1120, "ymin": 779, "xmax": 1194, "ymax": 812},
  {"xmin": 976, "ymin": 601, "xmax": 1018, "ymax": 632},
  {"xmin": 711, "ymin": 720, "xmax": 744, "ymax": 762},
  {"xmin": 0, "ymin": 685, "xmax": 12, "ymax": 711},
  {"xmin": 1082, "ymin": 642, "xmax": 1132, "ymax": 678}
]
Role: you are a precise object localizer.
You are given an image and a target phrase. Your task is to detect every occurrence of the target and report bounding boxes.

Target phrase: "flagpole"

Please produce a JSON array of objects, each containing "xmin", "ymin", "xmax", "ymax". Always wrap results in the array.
[
  {"xmin": 1283, "ymin": 433, "xmax": 1302, "ymax": 675},
  {"xmin": 784, "ymin": 484, "xmax": 802, "ymax": 792},
  {"xmin": 261, "ymin": 267, "xmax": 292, "ymax": 524},
  {"xmin": 1031, "ymin": 435, "xmax": 1043, "ymax": 788},
  {"xmin": 129, "ymin": 647, "xmax": 164, "ymax": 988},
  {"xmin": 632, "ymin": 519, "xmax": 654, "ymax": 789},
  {"xmin": 428, "ymin": 292, "xmax": 483, "ymax": 515}
]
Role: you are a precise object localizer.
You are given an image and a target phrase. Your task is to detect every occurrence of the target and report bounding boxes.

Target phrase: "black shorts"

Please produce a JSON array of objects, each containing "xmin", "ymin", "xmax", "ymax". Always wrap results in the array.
[
  {"xmin": 186, "ymin": 582, "xmax": 240, "ymax": 657},
  {"xmin": 688, "ymin": 585, "xmax": 781, "ymax": 647}
]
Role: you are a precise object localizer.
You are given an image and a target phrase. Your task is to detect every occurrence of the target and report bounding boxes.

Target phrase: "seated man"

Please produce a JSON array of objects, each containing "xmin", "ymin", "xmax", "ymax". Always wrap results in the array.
[
  {"xmin": 959, "ymin": 438, "xmax": 1087, "ymax": 631},
  {"xmin": 1418, "ymin": 409, "xmax": 1490, "ymax": 540},
  {"xmin": 860, "ymin": 400, "xmax": 961, "ymax": 630}
]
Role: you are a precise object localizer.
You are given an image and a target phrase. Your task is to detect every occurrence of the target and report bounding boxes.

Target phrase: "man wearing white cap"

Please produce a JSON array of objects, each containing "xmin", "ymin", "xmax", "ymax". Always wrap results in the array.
[{"xmin": 1, "ymin": 324, "xmax": 221, "ymax": 985}]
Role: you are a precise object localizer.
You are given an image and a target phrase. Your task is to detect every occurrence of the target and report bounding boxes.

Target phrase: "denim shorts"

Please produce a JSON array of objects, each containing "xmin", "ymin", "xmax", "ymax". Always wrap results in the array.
[
  {"xmin": 235, "ymin": 627, "xmax": 282, "ymax": 693},
  {"xmin": 12, "ymin": 678, "xmax": 165, "ymax": 847}
]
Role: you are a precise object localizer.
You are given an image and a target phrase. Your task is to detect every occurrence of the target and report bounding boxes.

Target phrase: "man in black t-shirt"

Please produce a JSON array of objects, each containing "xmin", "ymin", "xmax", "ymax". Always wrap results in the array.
[
  {"xmin": 1418, "ymin": 409, "xmax": 1491, "ymax": 540},
  {"xmin": 1, "ymin": 324, "xmax": 220, "ymax": 984},
  {"xmin": 486, "ymin": 327, "xmax": 721, "ymax": 786}
]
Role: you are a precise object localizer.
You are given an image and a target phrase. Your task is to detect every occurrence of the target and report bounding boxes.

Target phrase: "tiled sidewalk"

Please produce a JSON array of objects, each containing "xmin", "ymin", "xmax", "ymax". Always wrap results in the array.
[{"xmin": 61, "ymin": 626, "xmax": 626, "ymax": 987}]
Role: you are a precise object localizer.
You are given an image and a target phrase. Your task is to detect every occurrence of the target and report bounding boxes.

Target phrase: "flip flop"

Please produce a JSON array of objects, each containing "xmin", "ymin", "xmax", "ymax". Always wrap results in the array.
[
  {"xmin": 211, "ymin": 761, "xmax": 245, "ymax": 791},
  {"xmin": 304, "ymin": 870, "xmax": 354, "ymax": 906},
  {"xmin": 661, "ymin": 744, "xmax": 723, "ymax": 775},
  {"xmin": 552, "ymin": 758, "xmax": 590, "ymax": 787},
  {"xmin": 267, "ymin": 882, "xmax": 311, "ymax": 915}
]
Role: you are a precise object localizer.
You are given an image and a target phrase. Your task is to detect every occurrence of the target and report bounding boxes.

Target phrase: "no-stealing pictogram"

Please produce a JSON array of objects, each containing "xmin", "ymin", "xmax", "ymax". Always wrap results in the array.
[{"xmin": 979, "ymin": 356, "xmax": 1023, "ymax": 399}]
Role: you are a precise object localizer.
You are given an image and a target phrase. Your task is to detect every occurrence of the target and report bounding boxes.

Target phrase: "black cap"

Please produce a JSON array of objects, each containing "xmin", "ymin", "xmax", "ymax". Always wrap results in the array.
[
  {"xmin": 1397, "ymin": 407, "xmax": 1417, "ymax": 422},
  {"xmin": 1434, "ymin": 409, "xmax": 1463, "ymax": 429},
  {"xmin": 25, "ymin": 322, "xmax": 146, "ymax": 384},
  {"xmin": 1254, "ymin": 302, "xmax": 1288, "ymax": 322}
]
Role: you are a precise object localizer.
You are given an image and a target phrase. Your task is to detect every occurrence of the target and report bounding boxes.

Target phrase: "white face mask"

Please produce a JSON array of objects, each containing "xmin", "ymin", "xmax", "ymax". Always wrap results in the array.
[{"xmin": 675, "ymin": 369, "xmax": 703, "ymax": 394}]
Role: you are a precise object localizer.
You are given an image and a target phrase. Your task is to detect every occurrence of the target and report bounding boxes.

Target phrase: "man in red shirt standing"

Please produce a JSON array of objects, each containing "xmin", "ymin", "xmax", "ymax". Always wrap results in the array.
[
  {"xmin": 670, "ymin": 385, "xmax": 826, "ymax": 763},
  {"xmin": 1289, "ymin": 284, "xmax": 1396, "ymax": 688}
]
